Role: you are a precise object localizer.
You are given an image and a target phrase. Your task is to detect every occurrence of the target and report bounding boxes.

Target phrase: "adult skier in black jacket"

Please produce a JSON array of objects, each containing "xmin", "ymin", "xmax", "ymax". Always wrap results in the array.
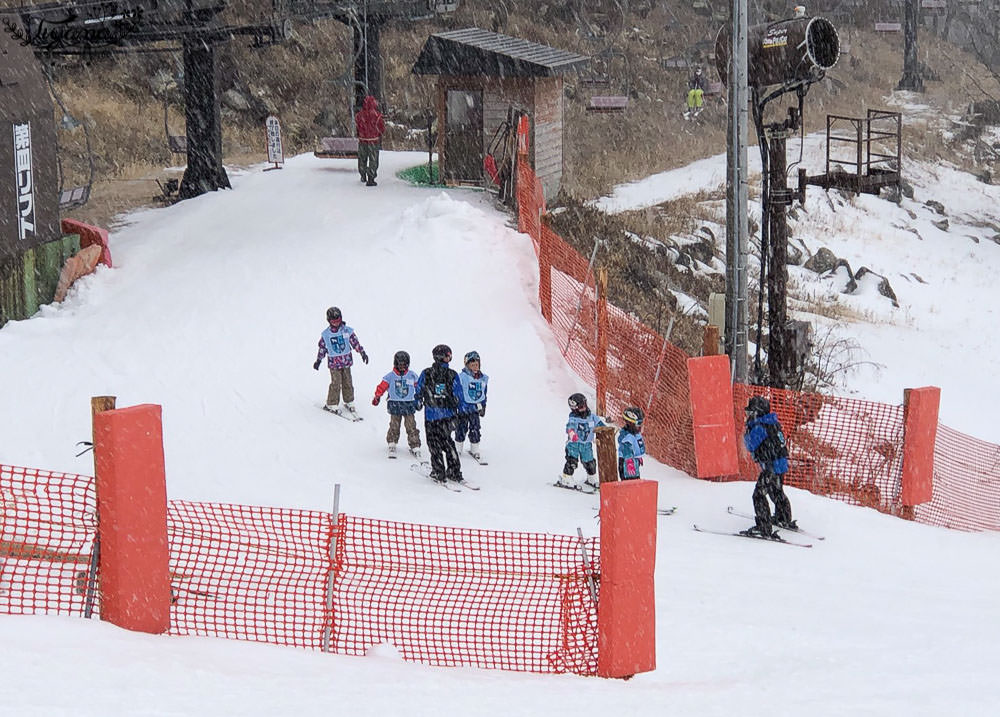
[{"xmin": 415, "ymin": 344, "xmax": 464, "ymax": 483}]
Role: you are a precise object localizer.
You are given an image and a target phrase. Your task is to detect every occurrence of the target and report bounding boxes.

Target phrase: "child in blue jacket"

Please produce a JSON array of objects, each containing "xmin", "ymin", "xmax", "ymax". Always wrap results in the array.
[
  {"xmin": 617, "ymin": 406, "xmax": 646, "ymax": 480},
  {"xmin": 454, "ymin": 351, "xmax": 488, "ymax": 461},
  {"xmin": 743, "ymin": 395, "xmax": 796, "ymax": 537}
]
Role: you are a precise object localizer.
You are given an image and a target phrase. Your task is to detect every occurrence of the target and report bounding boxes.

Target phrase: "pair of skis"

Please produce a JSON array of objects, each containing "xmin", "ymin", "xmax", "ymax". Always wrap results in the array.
[
  {"xmin": 321, "ymin": 405, "xmax": 363, "ymax": 422},
  {"xmin": 409, "ymin": 461, "xmax": 480, "ymax": 491},
  {"xmin": 692, "ymin": 506, "xmax": 824, "ymax": 548}
]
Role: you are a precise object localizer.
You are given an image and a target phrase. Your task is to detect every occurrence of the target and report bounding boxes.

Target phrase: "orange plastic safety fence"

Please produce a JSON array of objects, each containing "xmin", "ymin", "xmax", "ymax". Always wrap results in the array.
[
  {"xmin": 918, "ymin": 424, "xmax": 1000, "ymax": 531},
  {"xmin": 0, "ymin": 464, "xmax": 97, "ymax": 616},
  {"xmin": 732, "ymin": 385, "xmax": 906, "ymax": 514},
  {"xmin": 165, "ymin": 501, "xmax": 598, "ymax": 673},
  {"xmin": 167, "ymin": 500, "xmax": 332, "ymax": 646},
  {"xmin": 605, "ymin": 303, "xmax": 698, "ymax": 476},
  {"xmin": 332, "ymin": 515, "xmax": 598, "ymax": 674}
]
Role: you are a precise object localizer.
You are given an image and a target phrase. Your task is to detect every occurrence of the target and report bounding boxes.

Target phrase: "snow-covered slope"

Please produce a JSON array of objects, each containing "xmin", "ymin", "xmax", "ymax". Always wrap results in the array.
[{"xmin": 1, "ymin": 151, "xmax": 998, "ymax": 716}]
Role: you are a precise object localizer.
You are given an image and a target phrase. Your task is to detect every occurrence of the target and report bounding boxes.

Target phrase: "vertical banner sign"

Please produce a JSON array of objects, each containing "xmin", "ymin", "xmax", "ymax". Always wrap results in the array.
[
  {"xmin": 13, "ymin": 122, "xmax": 35, "ymax": 241},
  {"xmin": 265, "ymin": 115, "xmax": 283, "ymax": 170}
]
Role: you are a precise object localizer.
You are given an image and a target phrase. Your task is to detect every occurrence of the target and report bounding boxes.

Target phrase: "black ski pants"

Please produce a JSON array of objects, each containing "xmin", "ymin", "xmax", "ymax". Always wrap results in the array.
[
  {"xmin": 426, "ymin": 417, "xmax": 462, "ymax": 481},
  {"xmin": 752, "ymin": 467, "xmax": 793, "ymax": 531}
]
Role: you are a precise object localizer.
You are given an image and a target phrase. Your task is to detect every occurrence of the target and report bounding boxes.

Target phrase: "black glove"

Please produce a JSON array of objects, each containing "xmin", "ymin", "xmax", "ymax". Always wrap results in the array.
[
  {"xmin": 313, "ymin": 360, "xmax": 321, "ymax": 371},
  {"xmin": 478, "ymin": 405, "xmax": 486, "ymax": 418},
  {"xmin": 415, "ymin": 399, "xmax": 423, "ymax": 411},
  {"xmin": 361, "ymin": 351, "xmax": 369, "ymax": 365}
]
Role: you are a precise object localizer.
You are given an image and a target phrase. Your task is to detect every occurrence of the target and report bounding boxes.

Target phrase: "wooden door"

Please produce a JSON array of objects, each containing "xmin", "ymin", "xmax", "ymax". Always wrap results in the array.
[{"xmin": 444, "ymin": 90, "xmax": 483, "ymax": 183}]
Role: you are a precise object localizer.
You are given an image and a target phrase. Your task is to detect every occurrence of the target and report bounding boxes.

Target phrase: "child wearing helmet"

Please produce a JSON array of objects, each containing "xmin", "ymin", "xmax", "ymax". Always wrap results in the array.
[
  {"xmin": 742, "ymin": 395, "xmax": 796, "ymax": 538},
  {"xmin": 556, "ymin": 393, "xmax": 606, "ymax": 491},
  {"xmin": 618, "ymin": 406, "xmax": 646, "ymax": 480},
  {"xmin": 372, "ymin": 350, "xmax": 422, "ymax": 459},
  {"xmin": 415, "ymin": 344, "xmax": 464, "ymax": 484},
  {"xmin": 313, "ymin": 306, "xmax": 369, "ymax": 418},
  {"xmin": 454, "ymin": 351, "xmax": 489, "ymax": 462}
]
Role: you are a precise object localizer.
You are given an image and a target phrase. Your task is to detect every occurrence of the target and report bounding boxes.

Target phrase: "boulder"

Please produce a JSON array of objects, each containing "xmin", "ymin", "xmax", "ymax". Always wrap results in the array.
[
  {"xmin": 932, "ymin": 218, "xmax": 949, "ymax": 232},
  {"xmin": 804, "ymin": 247, "xmax": 839, "ymax": 274},
  {"xmin": 924, "ymin": 199, "xmax": 946, "ymax": 215},
  {"xmin": 854, "ymin": 266, "xmax": 898, "ymax": 307},
  {"xmin": 221, "ymin": 89, "xmax": 250, "ymax": 112}
]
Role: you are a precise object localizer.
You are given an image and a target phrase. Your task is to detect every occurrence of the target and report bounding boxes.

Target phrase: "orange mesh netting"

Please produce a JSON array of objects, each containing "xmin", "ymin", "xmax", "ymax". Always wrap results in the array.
[
  {"xmin": 732, "ymin": 385, "xmax": 906, "ymax": 513},
  {"xmin": 167, "ymin": 500, "xmax": 331, "ymax": 646},
  {"xmin": 918, "ymin": 424, "xmax": 1000, "ymax": 531},
  {"xmin": 0, "ymin": 464, "xmax": 97, "ymax": 616},
  {"xmin": 331, "ymin": 515, "xmax": 598, "ymax": 674},
  {"xmin": 165, "ymin": 501, "xmax": 598, "ymax": 674}
]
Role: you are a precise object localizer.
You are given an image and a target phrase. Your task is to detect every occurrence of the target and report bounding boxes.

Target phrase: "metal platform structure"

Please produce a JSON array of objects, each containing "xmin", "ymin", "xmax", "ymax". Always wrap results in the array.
[{"xmin": 800, "ymin": 110, "xmax": 902, "ymax": 197}]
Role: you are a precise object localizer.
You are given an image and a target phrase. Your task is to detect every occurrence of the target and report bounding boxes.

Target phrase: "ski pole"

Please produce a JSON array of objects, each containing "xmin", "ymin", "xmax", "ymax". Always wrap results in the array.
[{"xmin": 576, "ymin": 527, "xmax": 598, "ymax": 607}]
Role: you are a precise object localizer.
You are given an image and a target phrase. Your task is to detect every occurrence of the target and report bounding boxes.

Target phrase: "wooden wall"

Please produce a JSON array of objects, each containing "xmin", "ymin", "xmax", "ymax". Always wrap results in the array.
[
  {"xmin": 533, "ymin": 77, "xmax": 564, "ymax": 204},
  {"xmin": 434, "ymin": 75, "xmax": 564, "ymax": 204}
]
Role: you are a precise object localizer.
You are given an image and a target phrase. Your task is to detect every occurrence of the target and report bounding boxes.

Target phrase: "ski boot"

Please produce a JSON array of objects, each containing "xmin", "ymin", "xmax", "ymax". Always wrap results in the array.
[
  {"xmin": 740, "ymin": 524, "xmax": 777, "ymax": 539},
  {"xmin": 344, "ymin": 402, "xmax": 359, "ymax": 418},
  {"xmin": 409, "ymin": 446, "xmax": 422, "ymax": 459},
  {"xmin": 323, "ymin": 404, "xmax": 343, "ymax": 416},
  {"xmin": 469, "ymin": 441, "xmax": 482, "ymax": 460},
  {"xmin": 455, "ymin": 439, "xmax": 465, "ymax": 455},
  {"xmin": 387, "ymin": 444, "xmax": 397, "ymax": 459},
  {"xmin": 773, "ymin": 517, "xmax": 798, "ymax": 530}
]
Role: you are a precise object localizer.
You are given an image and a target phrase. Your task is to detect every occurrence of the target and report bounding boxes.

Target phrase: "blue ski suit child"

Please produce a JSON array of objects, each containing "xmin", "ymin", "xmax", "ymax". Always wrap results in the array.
[{"xmin": 743, "ymin": 396, "xmax": 795, "ymax": 536}]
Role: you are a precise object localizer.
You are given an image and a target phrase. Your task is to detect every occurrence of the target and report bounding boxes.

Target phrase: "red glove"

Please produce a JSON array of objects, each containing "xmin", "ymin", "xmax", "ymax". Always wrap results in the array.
[{"xmin": 372, "ymin": 396, "xmax": 380, "ymax": 406}]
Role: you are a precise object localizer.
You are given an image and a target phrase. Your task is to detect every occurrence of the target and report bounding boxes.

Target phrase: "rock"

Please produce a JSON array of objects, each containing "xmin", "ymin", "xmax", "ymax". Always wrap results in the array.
[
  {"xmin": 977, "ymin": 170, "xmax": 992, "ymax": 184},
  {"xmin": 924, "ymin": 199, "xmax": 946, "ymax": 215},
  {"xmin": 804, "ymin": 247, "xmax": 839, "ymax": 274},
  {"xmin": 966, "ymin": 234, "xmax": 981, "ymax": 244},
  {"xmin": 787, "ymin": 242, "xmax": 803, "ymax": 265},
  {"xmin": 221, "ymin": 89, "xmax": 250, "ymax": 112},
  {"xmin": 900, "ymin": 179, "xmax": 915, "ymax": 199},
  {"xmin": 855, "ymin": 267, "xmax": 898, "ymax": 307},
  {"xmin": 932, "ymin": 218, "xmax": 949, "ymax": 232},
  {"xmin": 991, "ymin": 234, "xmax": 1000, "ymax": 245}
]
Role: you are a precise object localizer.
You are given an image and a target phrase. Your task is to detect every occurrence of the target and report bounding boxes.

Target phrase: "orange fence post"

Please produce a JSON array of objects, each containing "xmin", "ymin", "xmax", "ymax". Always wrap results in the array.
[
  {"xmin": 538, "ymin": 226, "xmax": 553, "ymax": 322},
  {"xmin": 687, "ymin": 355, "xmax": 740, "ymax": 478},
  {"xmin": 901, "ymin": 386, "xmax": 940, "ymax": 508},
  {"xmin": 596, "ymin": 267, "xmax": 609, "ymax": 416},
  {"xmin": 93, "ymin": 403, "xmax": 171, "ymax": 633},
  {"xmin": 597, "ymin": 479, "xmax": 657, "ymax": 678}
]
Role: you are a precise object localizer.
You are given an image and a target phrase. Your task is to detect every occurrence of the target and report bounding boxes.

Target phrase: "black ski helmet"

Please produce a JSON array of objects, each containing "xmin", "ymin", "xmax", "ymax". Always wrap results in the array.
[
  {"xmin": 464, "ymin": 350, "xmax": 480, "ymax": 366},
  {"xmin": 568, "ymin": 393, "xmax": 587, "ymax": 411},
  {"xmin": 432, "ymin": 344, "xmax": 452, "ymax": 362},
  {"xmin": 326, "ymin": 306, "xmax": 342, "ymax": 322},
  {"xmin": 623, "ymin": 406, "xmax": 644, "ymax": 427},
  {"xmin": 746, "ymin": 395, "xmax": 771, "ymax": 418},
  {"xmin": 393, "ymin": 350, "xmax": 410, "ymax": 370}
]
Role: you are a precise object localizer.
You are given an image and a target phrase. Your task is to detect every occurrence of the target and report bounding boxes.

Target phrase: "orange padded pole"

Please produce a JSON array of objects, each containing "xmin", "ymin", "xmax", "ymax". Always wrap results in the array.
[
  {"xmin": 93, "ymin": 404, "xmax": 171, "ymax": 633},
  {"xmin": 597, "ymin": 479, "xmax": 657, "ymax": 678},
  {"xmin": 901, "ymin": 386, "xmax": 940, "ymax": 507},
  {"xmin": 687, "ymin": 355, "xmax": 740, "ymax": 477}
]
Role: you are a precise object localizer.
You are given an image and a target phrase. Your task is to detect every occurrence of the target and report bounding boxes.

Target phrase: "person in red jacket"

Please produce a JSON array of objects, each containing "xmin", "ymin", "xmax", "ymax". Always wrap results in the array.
[{"xmin": 355, "ymin": 95, "xmax": 386, "ymax": 187}]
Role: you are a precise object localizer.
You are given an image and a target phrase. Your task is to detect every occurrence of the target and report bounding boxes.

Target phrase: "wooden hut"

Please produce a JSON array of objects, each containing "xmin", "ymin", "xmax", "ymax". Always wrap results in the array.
[{"xmin": 412, "ymin": 28, "xmax": 588, "ymax": 203}]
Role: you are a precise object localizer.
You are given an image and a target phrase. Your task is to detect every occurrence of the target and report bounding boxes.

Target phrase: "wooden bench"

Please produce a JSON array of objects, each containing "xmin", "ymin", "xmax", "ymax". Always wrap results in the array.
[
  {"xmin": 314, "ymin": 137, "xmax": 360, "ymax": 159},
  {"xmin": 587, "ymin": 95, "xmax": 629, "ymax": 113}
]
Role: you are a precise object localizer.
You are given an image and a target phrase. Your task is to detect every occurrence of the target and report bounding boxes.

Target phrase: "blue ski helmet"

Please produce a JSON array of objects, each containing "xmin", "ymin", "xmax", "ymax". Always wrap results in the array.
[{"xmin": 464, "ymin": 350, "xmax": 480, "ymax": 366}]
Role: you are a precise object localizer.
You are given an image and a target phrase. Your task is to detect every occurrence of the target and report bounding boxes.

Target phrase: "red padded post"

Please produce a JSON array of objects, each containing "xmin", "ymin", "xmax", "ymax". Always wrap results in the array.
[
  {"xmin": 901, "ymin": 387, "xmax": 940, "ymax": 506},
  {"xmin": 687, "ymin": 355, "xmax": 740, "ymax": 477},
  {"xmin": 597, "ymin": 479, "xmax": 657, "ymax": 678},
  {"xmin": 61, "ymin": 218, "xmax": 112, "ymax": 267},
  {"xmin": 93, "ymin": 404, "xmax": 171, "ymax": 633}
]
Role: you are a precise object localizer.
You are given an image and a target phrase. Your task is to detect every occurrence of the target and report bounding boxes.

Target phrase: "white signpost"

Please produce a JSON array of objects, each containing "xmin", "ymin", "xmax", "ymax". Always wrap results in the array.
[{"xmin": 264, "ymin": 115, "xmax": 283, "ymax": 171}]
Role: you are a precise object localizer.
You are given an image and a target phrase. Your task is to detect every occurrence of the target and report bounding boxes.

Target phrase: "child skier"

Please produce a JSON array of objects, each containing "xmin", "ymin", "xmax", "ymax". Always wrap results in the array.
[
  {"xmin": 617, "ymin": 406, "xmax": 646, "ymax": 480},
  {"xmin": 742, "ymin": 395, "xmax": 796, "ymax": 538},
  {"xmin": 416, "ymin": 344, "xmax": 464, "ymax": 484},
  {"xmin": 454, "ymin": 350, "xmax": 489, "ymax": 463},
  {"xmin": 372, "ymin": 350, "xmax": 422, "ymax": 459},
  {"xmin": 313, "ymin": 306, "xmax": 368, "ymax": 419},
  {"xmin": 556, "ymin": 393, "xmax": 606, "ymax": 491}
]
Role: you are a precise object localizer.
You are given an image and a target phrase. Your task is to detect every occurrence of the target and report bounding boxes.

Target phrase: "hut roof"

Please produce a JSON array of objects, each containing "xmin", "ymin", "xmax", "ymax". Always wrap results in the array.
[{"xmin": 412, "ymin": 28, "xmax": 589, "ymax": 78}]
